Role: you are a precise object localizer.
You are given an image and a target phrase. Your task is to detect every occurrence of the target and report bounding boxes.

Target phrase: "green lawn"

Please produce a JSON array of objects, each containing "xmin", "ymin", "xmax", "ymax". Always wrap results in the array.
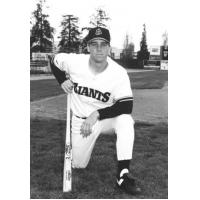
[
  {"xmin": 128, "ymin": 70, "xmax": 168, "ymax": 89},
  {"xmin": 30, "ymin": 70, "xmax": 168, "ymax": 102},
  {"xmin": 30, "ymin": 79, "xmax": 64, "ymax": 102},
  {"xmin": 30, "ymin": 118, "xmax": 168, "ymax": 199},
  {"xmin": 30, "ymin": 70, "xmax": 168, "ymax": 198}
]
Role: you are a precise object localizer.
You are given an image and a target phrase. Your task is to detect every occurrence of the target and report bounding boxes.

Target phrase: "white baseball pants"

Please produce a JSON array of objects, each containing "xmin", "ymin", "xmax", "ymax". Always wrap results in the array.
[{"xmin": 71, "ymin": 114, "xmax": 135, "ymax": 168}]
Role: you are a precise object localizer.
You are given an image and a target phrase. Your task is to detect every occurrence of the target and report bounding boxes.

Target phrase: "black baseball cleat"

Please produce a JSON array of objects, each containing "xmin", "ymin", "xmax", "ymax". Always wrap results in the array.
[{"xmin": 116, "ymin": 173, "xmax": 141, "ymax": 195}]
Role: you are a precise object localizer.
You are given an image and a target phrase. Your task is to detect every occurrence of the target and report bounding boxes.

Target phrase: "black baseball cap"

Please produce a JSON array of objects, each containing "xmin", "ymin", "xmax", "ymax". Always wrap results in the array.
[{"xmin": 85, "ymin": 27, "xmax": 111, "ymax": 43}]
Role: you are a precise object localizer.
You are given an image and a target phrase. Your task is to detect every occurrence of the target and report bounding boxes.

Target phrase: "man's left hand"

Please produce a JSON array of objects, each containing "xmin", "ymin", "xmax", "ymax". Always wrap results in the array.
[{"xmin": 80, "ymin": 111, "xmax": 100, "ymax": 138}]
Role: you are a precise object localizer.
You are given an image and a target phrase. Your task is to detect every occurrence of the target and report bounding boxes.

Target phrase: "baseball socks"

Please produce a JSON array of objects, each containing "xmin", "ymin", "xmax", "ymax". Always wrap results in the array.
[{"xmin": 116, "ymin": 160, "xmax": 141, "ymax": 195}]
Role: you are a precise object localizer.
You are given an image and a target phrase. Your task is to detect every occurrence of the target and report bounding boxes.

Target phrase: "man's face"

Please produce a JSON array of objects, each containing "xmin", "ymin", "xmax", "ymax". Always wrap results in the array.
[{"xmin": 87, "ymin": 39, "xmax": 110, "ymax": 63}]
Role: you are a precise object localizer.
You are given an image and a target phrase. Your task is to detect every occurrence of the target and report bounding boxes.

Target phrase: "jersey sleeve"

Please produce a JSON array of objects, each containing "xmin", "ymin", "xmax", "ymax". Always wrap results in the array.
[
  {"xmin": 112, "ymin": 71, "xmax": 133, "ymax": 101},
  {"xmin": 50, "ymin": 53, "xmax": 70, "ymax": 85},
  {"xmin": 97, "ymin": 71, "xmax": 133, "ymax": 120},
  {"xmin": 53, "ymin": 53, "xmax": 70, "ymax": 73}
]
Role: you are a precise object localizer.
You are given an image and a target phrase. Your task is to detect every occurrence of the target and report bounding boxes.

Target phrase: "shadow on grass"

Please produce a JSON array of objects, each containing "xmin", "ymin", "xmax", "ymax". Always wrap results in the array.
[{"xmin": 30, "ymin": 117, "xmax": 168, "ymax": 199}]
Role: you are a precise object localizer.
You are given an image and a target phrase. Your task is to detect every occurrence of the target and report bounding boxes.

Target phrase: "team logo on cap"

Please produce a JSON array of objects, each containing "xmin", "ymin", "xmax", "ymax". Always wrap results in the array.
[{"xmin": 95, "ymin": 28, "xmax": 102, "ymax": 35}]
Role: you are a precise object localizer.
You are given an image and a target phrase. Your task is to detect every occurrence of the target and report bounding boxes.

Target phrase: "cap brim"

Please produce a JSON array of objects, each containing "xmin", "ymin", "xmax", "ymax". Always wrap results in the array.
[{"xmin": 87, "ymin": 37, "xmax": 110, "ymax": 43}]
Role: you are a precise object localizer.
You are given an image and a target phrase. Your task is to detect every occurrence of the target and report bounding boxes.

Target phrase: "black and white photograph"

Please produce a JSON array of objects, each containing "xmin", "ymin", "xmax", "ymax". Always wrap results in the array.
[
  {"xmin": 30, "ymin": 0, "xmax": 168, "ymax": 198},
  {"xmin": 2, "ymin": 1, "xmax": 200, "ymax": 200}
]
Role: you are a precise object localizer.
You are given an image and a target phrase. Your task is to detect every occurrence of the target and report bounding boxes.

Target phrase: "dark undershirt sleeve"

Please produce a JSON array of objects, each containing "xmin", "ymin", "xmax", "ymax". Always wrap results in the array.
[
  {"xmin": 97, "ymin": 97, "xmax": 133, "ymax": 120},
  {"xmin": 49, "ymin": 55, "xmax": 68, "ymax": 85}
]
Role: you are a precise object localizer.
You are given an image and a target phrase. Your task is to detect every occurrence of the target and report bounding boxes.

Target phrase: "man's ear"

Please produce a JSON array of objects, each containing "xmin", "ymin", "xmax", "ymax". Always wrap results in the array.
[
  {"xmin": 87, "ymin": 45, "xmax": 90, "ymax": 53},
  {"xmin": 109, "ymin": 47, "xmax": 111, "ymax": 56}
]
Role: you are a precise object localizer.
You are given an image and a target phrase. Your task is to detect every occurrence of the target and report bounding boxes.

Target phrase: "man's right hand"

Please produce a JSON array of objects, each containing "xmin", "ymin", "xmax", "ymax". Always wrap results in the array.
[{"xmin": 61, "ymin": 80, "xmax": 74, "ymax": 93}]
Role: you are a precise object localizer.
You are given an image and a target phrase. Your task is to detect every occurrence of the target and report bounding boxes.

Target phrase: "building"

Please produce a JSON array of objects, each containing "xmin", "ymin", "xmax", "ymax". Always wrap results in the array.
[
  {"xmin": 143, "ymin": 45, "xmax": 168, "ymax": 70},
  {"xmin": 149, "ymin": 46, "xmax": 161, "ymax": 61},
  {"xmin": 110, "ymin": 47, "xmax": 123, "ymax": 59},
  {"xmin": 160, "ymin": 45, "xmax": 168, "ymax": 70}
]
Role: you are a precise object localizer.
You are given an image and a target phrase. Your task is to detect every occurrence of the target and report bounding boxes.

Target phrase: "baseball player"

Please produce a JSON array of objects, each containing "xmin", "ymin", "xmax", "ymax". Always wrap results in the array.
[{"xmin": 50, "ymin": 27, "xmax": 141, "ymax": 195}]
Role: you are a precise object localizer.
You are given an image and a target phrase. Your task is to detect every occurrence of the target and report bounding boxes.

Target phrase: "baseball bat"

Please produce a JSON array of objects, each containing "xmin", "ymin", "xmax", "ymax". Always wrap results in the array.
[{"xmin": 63, "ymin": 94, "xmax": 72, "ymax": 192}]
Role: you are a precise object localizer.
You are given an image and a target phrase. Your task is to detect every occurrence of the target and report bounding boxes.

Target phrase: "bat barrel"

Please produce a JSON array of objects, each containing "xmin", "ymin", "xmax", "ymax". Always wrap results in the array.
[{"xmin": 63, "ymin": 94, "xmax": 72, "ymax": 192}]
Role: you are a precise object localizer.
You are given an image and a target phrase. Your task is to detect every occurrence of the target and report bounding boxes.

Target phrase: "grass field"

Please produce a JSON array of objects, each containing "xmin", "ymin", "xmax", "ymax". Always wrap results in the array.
[
  {"xmin": 30, "ymin": 70, "xmax": 168, "ymax": 198},
  {"xmin": 30, "ymin": 118, "xmax": 167, "ymax": 199},
  {"xmin": 30, "ymin": 70, "xmax": 168, "ymax": 102},
  {"xmin": 128, "ymin": 70, "xmax": 168, "ymax": 90}
]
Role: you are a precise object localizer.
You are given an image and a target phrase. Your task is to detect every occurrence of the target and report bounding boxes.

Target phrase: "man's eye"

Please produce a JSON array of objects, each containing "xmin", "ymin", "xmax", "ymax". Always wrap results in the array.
[
  {"xmin": 91, "ymin": 43, "xmax": 97, "ymax": 46},
  {"xmin": 101, "ymin": 43, "xmax": 107, "ymax": 47},
  {"xmin": 90, "ymin": 42, "xmax": 108, "ymax": 48}
]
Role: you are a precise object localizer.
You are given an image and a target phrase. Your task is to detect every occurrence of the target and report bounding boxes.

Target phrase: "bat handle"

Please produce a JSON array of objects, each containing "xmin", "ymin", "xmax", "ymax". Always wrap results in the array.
[
  {"xmin": 67, "ymin": 94, "xmax": 71, "ymax": 113},
  {"xmin": 66, "ymin": 94, "xmax": 71, "ymax": 143}
]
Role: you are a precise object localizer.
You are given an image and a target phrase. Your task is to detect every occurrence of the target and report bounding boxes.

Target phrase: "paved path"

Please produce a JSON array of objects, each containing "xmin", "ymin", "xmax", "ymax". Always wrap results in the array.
[
  {"xmin": 31, "ymin": 83, "xmax": 168, "ymax": 124},
  {"xmin": 30, "ymin": 74, "xmax": 54, "ymax": 81}
]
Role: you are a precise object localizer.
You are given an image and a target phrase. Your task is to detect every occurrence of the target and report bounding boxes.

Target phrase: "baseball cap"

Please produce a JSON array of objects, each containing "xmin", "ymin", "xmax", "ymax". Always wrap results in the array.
[{"xmin": 85, "ymin": 27, "xmax": 111, "ymax": 43}]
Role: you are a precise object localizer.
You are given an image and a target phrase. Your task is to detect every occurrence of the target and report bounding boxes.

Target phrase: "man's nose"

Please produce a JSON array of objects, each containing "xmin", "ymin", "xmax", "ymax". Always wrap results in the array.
[{"xmin": 97, "ymin": 45, "xmax": 102, "ymax": 51}]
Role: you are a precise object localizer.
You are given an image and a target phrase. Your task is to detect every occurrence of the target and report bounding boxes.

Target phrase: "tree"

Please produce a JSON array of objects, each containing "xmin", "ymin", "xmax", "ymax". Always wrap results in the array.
[
  {"xmin": 58, "ymin": 15, "xmax": 81, "ymax": 53},
  {"xmin": 162, "ymin": 31, "xmax": 168, "ymax": 47},
  {"xmin": 89, "ymin": 8, "xmax": 110, "ymax": 28},
  {"xmin": 122, "ymin": 34, "xmax": 135, "ymax": 59},
  {"xmin": 137, "ymin": 24, "xmax": 150, "ymax": 62},
  {"xmin": 30, "ymin": 0, "xmax": 54, "ymax": 53},
  {"xmin": 119, "ymin": 34, "xmax": 135, "ymax": 68},
  {"xmin": 81, "ymin": 7, "xmax": 110, "ymax": 53}
]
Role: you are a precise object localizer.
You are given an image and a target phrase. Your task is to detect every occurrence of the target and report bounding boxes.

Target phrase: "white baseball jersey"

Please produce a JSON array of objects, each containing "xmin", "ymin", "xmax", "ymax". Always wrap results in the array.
[{"xmin": 53, "ymin": 53, "xmax": 133, "ymax": 118}]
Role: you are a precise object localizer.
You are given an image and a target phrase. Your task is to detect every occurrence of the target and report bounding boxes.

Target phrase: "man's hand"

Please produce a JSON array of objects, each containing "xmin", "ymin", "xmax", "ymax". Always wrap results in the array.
[
  {"xmin": 80, "ymin": 111, "xmax": 100, "ymax": 138},
  {"xmin": 61, "ymin": 80, "xmax": 74, "ymax": 93}
]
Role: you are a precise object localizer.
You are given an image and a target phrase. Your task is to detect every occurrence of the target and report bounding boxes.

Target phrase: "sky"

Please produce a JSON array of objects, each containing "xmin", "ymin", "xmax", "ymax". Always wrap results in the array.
[{"xmin": 30, "ymin": 0, "xmax": 169, "ymax": 51}]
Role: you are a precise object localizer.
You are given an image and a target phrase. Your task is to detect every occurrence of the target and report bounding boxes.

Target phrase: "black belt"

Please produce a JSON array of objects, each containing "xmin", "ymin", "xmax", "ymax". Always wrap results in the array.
[{"xmin": 74, "ymin": 115, "xmax": 87, "ymax": 120}]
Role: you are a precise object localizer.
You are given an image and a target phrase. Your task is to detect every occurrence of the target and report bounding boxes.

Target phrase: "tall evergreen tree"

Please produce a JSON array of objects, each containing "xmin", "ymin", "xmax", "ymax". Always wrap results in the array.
[
  {"xmin": 89, "ymin": 8, "xmax": 110, "ymax": 28},
  {"xmin": 162, "ymin": 31, "xmax": 168, "ymax": 47},
  {"xmin": 122, "ymin": 34, "xmax": 135, "ymax": 59},
  {"xmin": 30, "ymin": 0, "xmax": 54, "ymax": 53},
  {"xmin": 137, "ymin": 24, "xmax": 149, "ymax": 61},
  {"xmin": 81, "ymin": 8, "xmax": 110, "ymax": 53},
  {"xmin": 58, "ymin": 15, "xmax": 81, "ymax": 53}
]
